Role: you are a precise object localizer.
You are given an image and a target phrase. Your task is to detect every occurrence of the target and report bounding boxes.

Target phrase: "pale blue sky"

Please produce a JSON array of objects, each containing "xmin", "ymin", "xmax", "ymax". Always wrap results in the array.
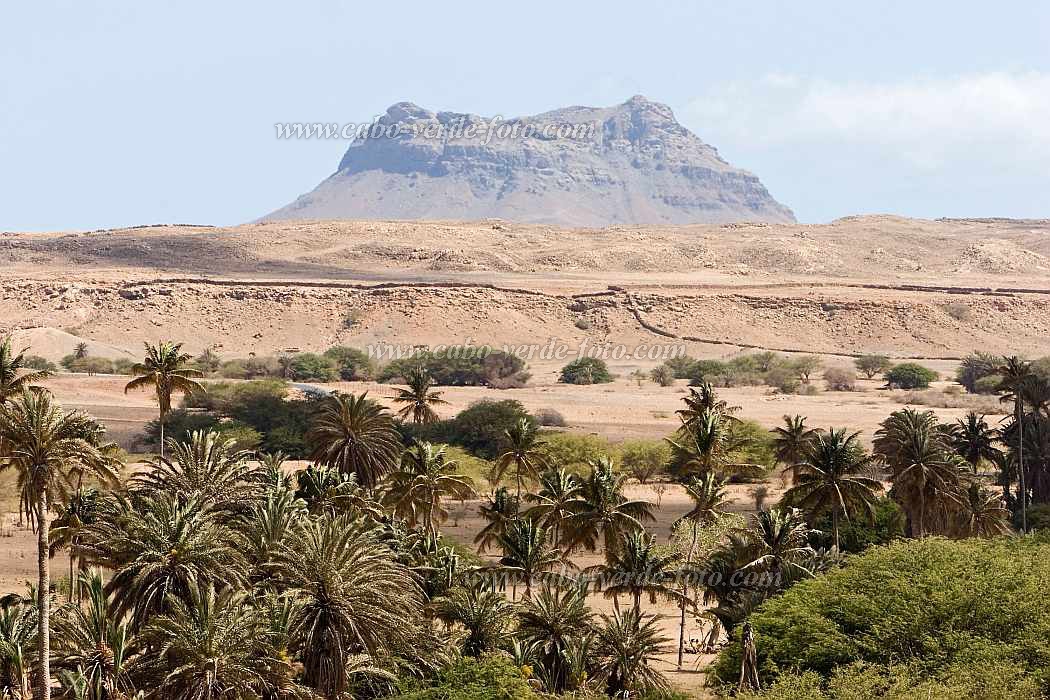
[{"xmin": 2, "ymin": 1, "xmax": 1048, "ymax": 230}]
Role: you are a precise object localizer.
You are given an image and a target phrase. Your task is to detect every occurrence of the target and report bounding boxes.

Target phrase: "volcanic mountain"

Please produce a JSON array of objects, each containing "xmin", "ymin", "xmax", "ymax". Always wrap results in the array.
[{"xmin": 264, "ymin": 96, "xmax": 795, "ymax": 226}]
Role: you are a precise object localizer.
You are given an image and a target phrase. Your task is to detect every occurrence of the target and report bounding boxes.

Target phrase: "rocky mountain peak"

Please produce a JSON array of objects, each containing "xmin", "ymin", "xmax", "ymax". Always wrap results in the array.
[{"xmin": 267, "ymin": 97, "xmax": 794, "ymax": 226}]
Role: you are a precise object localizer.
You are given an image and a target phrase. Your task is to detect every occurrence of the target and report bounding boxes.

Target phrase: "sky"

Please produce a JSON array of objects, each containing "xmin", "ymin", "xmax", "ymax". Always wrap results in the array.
[{"xmin": 2, "ymin": 1, "xmax": 1048, "ymax": 230}]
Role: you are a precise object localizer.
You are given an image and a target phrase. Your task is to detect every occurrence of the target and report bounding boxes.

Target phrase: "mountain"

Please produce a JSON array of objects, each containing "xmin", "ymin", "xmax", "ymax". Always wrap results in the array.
[{"xmin": 264, "ymin": 96, "xmax": 795, "ymax": 226}]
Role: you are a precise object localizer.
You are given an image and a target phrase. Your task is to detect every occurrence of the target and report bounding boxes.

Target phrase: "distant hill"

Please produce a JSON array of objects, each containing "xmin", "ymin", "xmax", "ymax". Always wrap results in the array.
[{"xmin": 264, "ymin": 96, "xmax": 795, "ymax": 226}]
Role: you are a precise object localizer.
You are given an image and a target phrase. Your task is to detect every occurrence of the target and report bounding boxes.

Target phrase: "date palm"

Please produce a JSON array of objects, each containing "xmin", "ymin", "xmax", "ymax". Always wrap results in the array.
[
  {"xmin": 999, "ymin": 357, "xmax": 1034, "ymax": 532},
  {"xmin": 739, "ymin": 508, "xmax": 815, "ymax": 583},
  {"xmin": 955, "ymin": 481, "xmax": 1011, "ymax": 537},
  {"xmin": 51, "ymin": 569, "xmax": 138, "ymax": 700},
  {"xmin": 0, "ymin": 389, "xmax": 119, "ymax": 700},
  {"xmin": 516, "ymin": 583, "xmax": 593, "ymax": 693},
  {"xmin": 676, "ymin": 381, "xmax": 739, "ymax": 427},
  {"xmin": 133, "ymin": 430, "xmax": 262, "ymax": 514},
  {"xmin": 273, "ymin": 516, "xmax": 422, "ymax": 699},
  {"xmin": 82, "ymin": 492, "xmax": 246, "ymax": 631},
  {"xmin": 592, "ymin": 607, "xmax": 672, "ymax": 697},
  {"xmin": 783, "ymin": 428, "xmax": 882, "ymax": 550},
  {"xmin": 497, "ymin": 519, "xmax": 565, "ymax": 599},
  {"xmin": 434, "ymin": 583, "xmax": 514, "ymax": 657},
  {"xmin": 492, "ymin": 417, "xmax": 547, "ymax": 498},
  {"xmin": 124, "ymin": 341, "xmax": 205, "ymax": 461},
  {"xmin": 306, "ymin": 392, "xmax": 402, "ymax": 491},
  {"xmin": 392, "ymin": 368, "xmax": 448, "ymax": 425},
  {"xmin": 0, "ymin": 595, "xmax": 35, "ymax": 700},
  {"xmin": 49, "ymin": 488, "xmax": 102, "ymax": 603},
  {"xmin": 565, "ymin": 457, "xmax": 655, "ymax": 557},
  {"xmin": 139, "ymin": 579, "xmax": 294, "ymax": 699},
  {"xmin": 0, "ymin": 336, "xmax": 51, "ymax": 402},
  {"xmin": 595, "ymin": 531, "xmax": 682, "ymax": 613},
  {"xmin": 384, "ymin": 441, "xmax": 475, "ymax": 538},
  {"xmin": 771, "ymin": 414, "xmax": 818, "ymax": 485},
  {"xmin": 876, "ymin": 409, "xmax": 966, "ymax": 537},
  {"xmin": 524, "ymin": 468, "xmax": 581, "ymax": 549},
  {"xmin": 473, "ymin": 486, "xmax": 520, "ymax": 553},
  {"xmin": 236, "ymin": 487, "xmax": 307, "ymax": 585},
  {"xmin": 667, "ymin": 409, "xmax": 760, "ymax": 481},
  {"xmin": 674, "ymin": 472, "xmax": 727, "ymax": 669},
  {"xmin": 293, "ymin": 464, "xmax": 382, "ymax": 520},
  {"xmin": 948, "ymin": 411, "xmax": 1001, "ymax": 473}
]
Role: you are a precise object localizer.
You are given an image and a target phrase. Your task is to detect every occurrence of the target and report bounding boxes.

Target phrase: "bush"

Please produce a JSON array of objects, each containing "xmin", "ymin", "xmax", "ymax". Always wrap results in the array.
[
  {"xmin": 66, "ymin": 356, "xmax": 115, "ymax": 374},
  {"xmin": 617, "ymin": 439, "xmax": 670, "ymax": 483},
  {"xmin": 144, "ymin": 409, "xmax": 220, "ymax": 446},
  {"xmin": 532, "ymin": 408, "xmax": 566, "ymax": 427},
  {"xmin": 765, "ymin": 366, "xmax": 801, "ymax": 394},
  {"xmin": 541, "ymin": 432, "xmax": 610, "ymax": 471},
  {"xmin": 854, "ymin": 354, "xmax": 892, "ymax": 379},
  {"xmin": 559, "ymin": 357, "xmax": 613, "ymax": 385},
  {"xmin": 23, "ymin": 355, "xmax": 56, "ymax": 372},
  {"xmin": 791, "ymin": 355, "xmax": 823, "ymax": 384},
  {"xmin": 322, "ymin": 346, "xmax": 376, "ymax": 381},
  {"xmin": 885, "ymin": 363, "xmax": 938, "ymax": 389},
  {"xmin": 213, "ymin": 422, "xmax": 263, "ymax": 451},
  {"xmin": 808, "ymin": 497, "xmax": 906, "ymax": 553},
  {"xmin": 663, "ymin": 356, "xmax": 701, "ymax": 379},
  {"xmin": 714, "ymin": 536, "xmax": 1050, "ymax": 689},
  {"xmin": 111, "ymin": 358, "xmax": 135, "ymax": 375},
  {"xmin": 394, "ymin": 655, "xmax": 539, "ymax": 700},
  {"xmin": 378, "ymin": 350, "xmax": 529, "ymax": 388},
  {"xmin": 444, "ymin": 400, "xmax": 533, "ymax": 459},
  {"xmin": 649, "ymin": 365, "xmax": 675, "ymax": 387},
  {"xmin": 286, "ymin": 353, "xmax": 339, "ymax": 382},
  {"xmin": 973, "ymin": 374, "xmax": 1003, "ymax": 395},
  {"xmin": 822, "ymin": 367, "xmax": 857, "ymax": 391}
]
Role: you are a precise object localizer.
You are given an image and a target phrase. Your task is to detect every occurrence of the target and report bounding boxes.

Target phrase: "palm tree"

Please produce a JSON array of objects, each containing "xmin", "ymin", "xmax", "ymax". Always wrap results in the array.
[
  {"xmin": 236, "ymin": 487, "xmax": 306, "ymax": 585},
  {"xmin": 497, "ymin": 519, "xmax": 565, "ymax": 599},
  {"xmin": 124, "ymin": 341, "xmax": 205, "ymax": 461},
  {"xmin": 73, "ymin": 343, "xmax": 89, "ymax": 360},
  {"xmin": 474, "ymin": 487, "xmax": 520, "ymax": 553},
  {"xmin": 667, "ymin": 409, "xmax": 760, "ymax": 481},
  {"xmin": 595, "ymin": 531, "xmax": 682, "ymax": 613},
  {"xmin": 999, "ymin": 356, "xmax": 1034, "ymax": 532},
  {"xmin": 273, "ymin": 516, "xmax": 422, "ymax": 698},
  {"xmin": 51, "ymin": 569, "xmax": 138, "ymax": 700},
  {"xmin": 392, "ymin": 367, "xmax": 448, "ymax": 424},
  {"xmin": 0, "ymin": 594, "xmax": 35, "ymax": 699},
  {"xmin": 516, "ymin": 583, "xmax": 594, "ymax": 693},
  {"xmin": 0, "ymin": 389, "xmax": 118, "ymax": 700},
  {"xmin": 674, "ymin": 472, "xmax": 727, "ymax": 669},
  {"xmin": 492, "ymin": 417, "xmax": 547, "ymax": 498},
  {"xmin": 875, "ymin": 409, "xmax": 966, "ymax": 537},
  {"xmin": 0, "ymin": 336, "xmax": 51, "ymax": 402},
  {"xmin": 740, "ymin": 508, "xmax": 815, "ymax": 583},
  {"xmin": 140, "ymin": 579, "xmax": 295, "ymax": 699},
  {"xmin": 948, "ymin": 411, "xmax": 1001, "ymax": 473},
  {"xmin": 384, "ymin": 441, "xmax": 475, "ymax": 538},
  {"xmin": 524, "ymin": 467, "xmax": 581, "ymax": 549},
  {"xmin": 565, "ymin": 457, "xmax": 655, "ymax": 556},
  {"xmin": 82, "ymin": 492, "xmax": 246, "ymax": 631},
  {"xmin": 293, "ymin": 464, "xmax": 382, "ymax": 520},
  {"xmin": 955, "ymin": 481, "xmax": 1011, "ymax": 537},
  {"xmin": 49, "ymin": 488, "xmax": 101, "ymax": 603},
  {"xmin": 592, "ymin": 607, "xmax": 672, "ymax": 697},
  {"xmin": 133, "ymin": 430, "xmax": 262, "ymax": 514},
  {"xmin": 306, "ymin": 392, "xmax": 403, "ymax": 491},
  {"xmin": 434, "ymin": 583, "xmax": 514, "ymax": 657},
  {"xmin": 783, "ymin": 428, "xmax": 882, "ymax": 550},
  {"xmin": 771, "ymin": 414, "xmax": 818, "ymax": 485},
  {"xmin": 676, "ymin": 381, "xmax": 739, "ymax": 428}
]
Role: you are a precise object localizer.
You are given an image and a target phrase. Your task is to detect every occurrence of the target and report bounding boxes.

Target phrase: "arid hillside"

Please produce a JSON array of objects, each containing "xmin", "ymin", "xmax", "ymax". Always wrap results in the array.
[{"xmin": 3, "ymin": 215, "xmax": 1050, "ymax": 365}]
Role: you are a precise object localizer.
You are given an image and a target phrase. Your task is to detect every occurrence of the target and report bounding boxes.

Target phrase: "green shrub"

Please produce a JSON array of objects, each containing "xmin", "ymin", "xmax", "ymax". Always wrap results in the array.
[
  {"xmin": 617, "ymin": 439, "xmax": 671, "ymax": 483},
  {"xmin": 541, "ymin": 432, "xmax": 610, "ymax": 471},
  {"xmin": 765, "ymin": 366, "xmax": 801, "ymax": 394},
  {"xmin": 559, "ymin": 357, "xmax": 613, "ymax": 384},
  {"xmin": 663, "ymin": 355, "xmax": 701, "ymax": 379},
  {"xmin": 322, "ymin": 346, "xmax": 376, "ymax": 381},
  {"xmin": 955, "ymin": 352, "xmax": 1002, "ymax": 392},
  {"xmin": 394, "ymin": 655, "xmax": 538, "ymax": 700},
  {"xmin": 67, "ymin": 356, "xmax": 115, "ymax": 374},
  {"xmin": 714, "ymin": 536, "xmax": 1050, "ymax": 690},
  {"xmin": 213, "ymin": 421, "xmax": 263, "ymax": 451},
  {"xmin": 379, "ymin": 349, "xmax": 529, "ymax": 388},
  {"xmin": 885, "ymin": 363, "xmax": 938, "ymax": 389},
  {"xmin": 286, "ymin": 352, "xmax": 339, "ymax": 382},
  {"xmin": 854, "ymin": 354, "xmax": 892, "ymax": 380},
  {"xmin": 23, "ymin": 355, "xmax": 57, "ymax": 372},
  {"xmin": 144, "ymin": 409, "xmax": 220, "ymax": 445},
  {"xmin": 808, "ymin": 497, "xmax": 906, "ymax": 553},
  {"xmin": 444, "ymin": 399, "xmax": 533, "ymax": 459},
  {"xmin": 532, "ymin": 408, "xmax": 566, "ymax": 427},
  {"xmin": 649, "ymin": 364, "xmax": 675, "ymax": 387},
  {"xmin": 973, "ymin": 374, "xmax": 1003, "ymax": 394}
]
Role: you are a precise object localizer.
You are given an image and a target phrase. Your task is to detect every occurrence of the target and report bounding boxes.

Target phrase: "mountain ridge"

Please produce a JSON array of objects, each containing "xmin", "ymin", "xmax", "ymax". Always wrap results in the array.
[{"xmin": 264, "ymin": 96, "xmax": 795, "ymax": 226}]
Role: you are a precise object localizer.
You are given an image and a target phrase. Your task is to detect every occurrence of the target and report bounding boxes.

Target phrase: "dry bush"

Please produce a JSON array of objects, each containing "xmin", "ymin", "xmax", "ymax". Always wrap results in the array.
[
  {"xmin": 823, "ymin": 366, "xmax": 857, "ymax": 391},
  {"xmin": 892, "ymin": 389, "xmax": 1002, "ymax": 413}
]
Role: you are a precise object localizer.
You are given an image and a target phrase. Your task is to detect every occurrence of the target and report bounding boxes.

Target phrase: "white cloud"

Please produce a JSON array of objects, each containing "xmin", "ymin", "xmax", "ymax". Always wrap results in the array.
[{"xmin": 686, "ymin": 72, "xmax": 1050, "ymax": 169}]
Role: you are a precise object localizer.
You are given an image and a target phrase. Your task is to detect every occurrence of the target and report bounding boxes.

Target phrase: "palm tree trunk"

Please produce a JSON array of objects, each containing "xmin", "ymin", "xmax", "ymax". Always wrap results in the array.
[
  {"xmin": 677, "ymin": 522, "xmax": 699, "ymax": 670},
  {"xmin": 36, "ymin": 490, "xmax": 51, "ymax": 700},
  {"xmin": 1017, "ymin": 399, "xmax": 1027, "ymax": 533},
  {"xmin": 159, "ymin": 409, "xmax": 166, "ymax": 462},
  {"xmin": 917, "ymin": 489, "xmax": 925, "ymax": 538},
  {"xmin": 633, "ymin": 590, "xmax": 641, "ymax": 613},
  {"xmin": 832, "ymin": 509, "xmax": 840, "ymax": 551}
]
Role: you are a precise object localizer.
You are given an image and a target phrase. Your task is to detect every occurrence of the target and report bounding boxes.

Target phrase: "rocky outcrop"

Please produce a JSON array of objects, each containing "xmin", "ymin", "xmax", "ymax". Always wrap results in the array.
[{"xmin": 264, "ymin": 96, "xmax": 795, "ymax": 226}]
